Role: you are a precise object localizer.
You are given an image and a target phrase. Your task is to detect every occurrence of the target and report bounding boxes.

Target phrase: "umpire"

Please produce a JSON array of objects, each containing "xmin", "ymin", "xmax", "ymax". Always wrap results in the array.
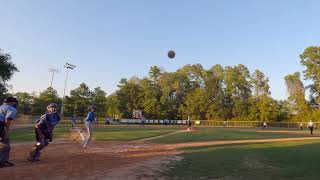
[
  {"xmin": 28, "ymin": 103, "xmax": 60, "ymax": 162},
  {"xmin": 0, "ymin": 97, "xmax": 18, "ymax": 168}
]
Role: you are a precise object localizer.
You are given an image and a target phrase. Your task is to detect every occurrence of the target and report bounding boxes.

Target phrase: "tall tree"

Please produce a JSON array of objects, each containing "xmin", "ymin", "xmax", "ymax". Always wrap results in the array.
[
  {"xmin": 203, "ymin": 64, "xmax": 227, "ymax": 120},
  {"xmin": 65, "ymin": 83, "xmax": 93, "ymax": 116},
  {"xmin": 149, "ymin": 66, "xmax": 162, "ymax": 82},
  {"xmin": 15, "ymin": 92, "xmax": 34, "ymax": 114},
  {"xmin": 177, "ymin": 64, "xmax": 205, "ymax": 89},
  {"xmin": 0, "ymin": 49, "xmax": 18, "ymax": 100},
  {"xmin": 140, "ymin": 78, "xmax": 161, "ymax": 119},
  {"xmin": 116, "ymin": 77, "xmax": 143, "ymax": 118},
  {"xmin": 248, "ymin": 70, "xmax": 280, "ymax": 121},
  {"xmin": 224, "ymin": 64, "xmax": 252, "ymax": 119},
  {"xmin": 300, "ymin": 46, "xmax": 320, "ymax": 103},
  {"xmin": 159, "ymin": 71, "xmax": 192, "ymax": 119},
  {"xmin": 284, "ymin": 72, "xmax": 310, "ymax": 120},
  {"xmin": 92, "ymin": 87, "xmax": 107, "ymax": 117},
  {"xmin": 180, "ymin": 88, "xmax": 208, "ymax": 120},
  {"xmin": 32, "ymin": 87, "xmax": 61, "ymax": 115},
  {"xmin": 106, "ymin": 93, "xmax": 121, "ymax": 118},
  {"xmin": 251, "ymin": 69, "xmax": 270, "ymax": 97}
]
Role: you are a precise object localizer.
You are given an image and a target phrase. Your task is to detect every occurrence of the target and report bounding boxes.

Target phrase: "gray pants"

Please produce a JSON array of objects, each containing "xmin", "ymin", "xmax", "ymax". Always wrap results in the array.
[
  {"xmin": 83, "ymin": 121, "xmax": 93, "ymax": 147},
  {"xmin": 0, "ymin": 137, "xmax": 10, "ymax": 164},
  {"xmin": 71, "ymin": 120, "xmax": 75, "ymax": 127}
]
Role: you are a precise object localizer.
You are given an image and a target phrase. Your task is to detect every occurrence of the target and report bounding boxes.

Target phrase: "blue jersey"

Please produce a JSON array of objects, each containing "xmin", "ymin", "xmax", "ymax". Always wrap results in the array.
[
  {"xmin": 36, "ymin": 112, "xmax": 60, "ymax": 131},
  {"xmin": 71, "ymin": 115, "xmax": 77, "ymax": 121},
  {"xmin": 0, "ymin": 104, "xmax": 17, "ymax": 123},
  {"xmin": 86, "ymin": 111, "xmax": 95, "ymax": 122}
]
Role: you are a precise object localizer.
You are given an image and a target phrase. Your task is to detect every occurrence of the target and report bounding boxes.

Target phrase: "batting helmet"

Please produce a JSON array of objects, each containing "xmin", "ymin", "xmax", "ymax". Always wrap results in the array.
[
  {"xmin": 47, "ymin": 103, "xmax": 58, "ymax": 109},
  {"xmin": 89, "ymin": 105, "xmax": 97, "ymax": 110}
]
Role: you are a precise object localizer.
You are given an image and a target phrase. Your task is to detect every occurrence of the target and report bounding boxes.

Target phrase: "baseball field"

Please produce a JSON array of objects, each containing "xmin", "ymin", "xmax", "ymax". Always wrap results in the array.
[{"xmin": 1, "ymin": 124, "xmax": 320, "ymax": 180}]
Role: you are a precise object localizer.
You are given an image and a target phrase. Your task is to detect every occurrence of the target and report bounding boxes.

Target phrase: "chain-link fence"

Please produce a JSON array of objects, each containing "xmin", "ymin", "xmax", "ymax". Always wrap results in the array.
[{"xmin": 14, "ymin": 114, "xmax": 317, "ymax": 128}]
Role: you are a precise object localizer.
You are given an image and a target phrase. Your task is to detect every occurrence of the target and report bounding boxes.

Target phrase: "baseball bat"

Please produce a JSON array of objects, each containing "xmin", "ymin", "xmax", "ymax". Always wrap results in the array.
[{"xmin": 73, "ymin": 129, "xmax": 84, "ymax": 141}]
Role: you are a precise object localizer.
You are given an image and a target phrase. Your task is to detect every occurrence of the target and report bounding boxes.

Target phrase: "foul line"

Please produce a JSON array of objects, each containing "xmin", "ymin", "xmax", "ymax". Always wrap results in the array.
[
  {"xmin": 160, "ymin": 137, "xmax": 320, "ymax": 149},
  {"xmin": 135, "ymin": 130, "xmax": 187, "ymax": 142}
]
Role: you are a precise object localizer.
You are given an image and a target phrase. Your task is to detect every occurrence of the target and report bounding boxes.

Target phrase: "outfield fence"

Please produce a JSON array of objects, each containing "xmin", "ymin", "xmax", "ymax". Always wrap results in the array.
[
  {"xmin": 120, "ymin": 119, "xmax": 318, "ymax": 128},
  {"xmin": 15, "ymin": 114, "xmax": 318, "ymax": 128},
  {"xmin": 193, "ymin": 120, "xmax": 318, "ymax": 128}
]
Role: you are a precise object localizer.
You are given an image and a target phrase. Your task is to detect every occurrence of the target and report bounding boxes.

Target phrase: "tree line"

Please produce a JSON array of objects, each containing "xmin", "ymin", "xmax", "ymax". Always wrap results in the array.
[
  {"xmin": 2, "ymin": 47, "xmax": 320, "ymax": 121},
  {"xmin": 14, "ymin": 84, "xmax": 107, "ymax": 118}
]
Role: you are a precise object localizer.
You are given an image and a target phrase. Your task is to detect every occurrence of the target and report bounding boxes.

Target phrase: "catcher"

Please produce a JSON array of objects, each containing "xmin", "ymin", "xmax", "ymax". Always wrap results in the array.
[{"xmin": 28, "ymin": 103, "xmax": 60, "ymax": 162}]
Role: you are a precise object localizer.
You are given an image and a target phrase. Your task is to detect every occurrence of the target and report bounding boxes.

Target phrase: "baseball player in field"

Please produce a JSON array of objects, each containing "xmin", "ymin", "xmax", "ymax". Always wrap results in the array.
[
  {"xmin": 28, "ymin": 103, "xmax": 60, "ymax": 162},
  {"xmin": 82, "ymin": 105, "xmax": 96, "ymax": 148},
  {"xmin": 71, "ymin": 114, "xmax": 77, "ymax": 128},
  {"xmin": 262, "ymin": 121, "xmax": 267, "ymax": 129},
  {"xmin": 307, "ymin": 120, "xmax": 314, "ymax": 135},
  {"xmin": 187, "ymin": 116, "xmax": 192, "ymax": 131},
  {"xmin": 0, "ymin": 97, "xmax": 18, "ymax": 168}
]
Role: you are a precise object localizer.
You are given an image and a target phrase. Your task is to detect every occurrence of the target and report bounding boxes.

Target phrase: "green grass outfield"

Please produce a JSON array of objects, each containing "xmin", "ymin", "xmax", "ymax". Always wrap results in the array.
[
  {"xmin": 91, "ymin": 126, "xmax": 181, "ymax": 141},
  {"xmin": 10, "ymin": 126, "xmax": 315, "ymax": 143},
  {"xmin": 149, "ymin": 127, "xmax": 314, "ymax": 144},
  {"xmin": 163, "ymin": 139, "xmax": 320, "ymax": 180}
]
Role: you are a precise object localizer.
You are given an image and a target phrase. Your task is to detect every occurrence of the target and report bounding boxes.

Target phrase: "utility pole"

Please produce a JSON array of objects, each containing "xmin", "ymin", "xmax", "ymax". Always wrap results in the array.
[
  {"xmin": 48, "ymin": 68, "xmax": 60, "ymax": 88},
  {"xmin": 61, "ymin": 63, "xmax": 76, "ymax": 119}
]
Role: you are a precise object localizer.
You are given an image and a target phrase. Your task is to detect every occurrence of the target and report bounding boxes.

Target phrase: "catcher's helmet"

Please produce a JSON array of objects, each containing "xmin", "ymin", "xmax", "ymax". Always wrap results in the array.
[{"xmin": 4, "ymin": 96, "xmax": 18, "ymax": 104}]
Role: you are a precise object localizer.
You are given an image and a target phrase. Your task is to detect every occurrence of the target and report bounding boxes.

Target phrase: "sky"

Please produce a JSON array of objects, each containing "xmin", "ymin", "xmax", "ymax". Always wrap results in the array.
[{"xmin": 1, "ymin": 0, "xmax": 320, "ymax": 100}]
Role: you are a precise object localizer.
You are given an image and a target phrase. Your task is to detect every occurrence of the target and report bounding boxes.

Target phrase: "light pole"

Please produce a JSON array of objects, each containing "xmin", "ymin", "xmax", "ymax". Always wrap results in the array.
[
  {"xmin": 48, "ymin": 68, "xmax": 60, "ymax": 88},
  {"xmin": 61, "ymin": 63, "xmax": 76, "ymax": 119}
]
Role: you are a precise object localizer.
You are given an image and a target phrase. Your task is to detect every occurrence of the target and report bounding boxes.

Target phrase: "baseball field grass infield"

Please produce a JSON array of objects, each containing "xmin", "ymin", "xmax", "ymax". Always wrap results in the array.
[
  {"xmin": 162, "ymin": 139, "xmax": 320, "ymax": 180},
  {"xmin": 9, "ymin": 126, "xmax": 70, "ymax": 142},
  {"xmin": 9, "ymin": 125, "xmax": 181, "ymax": 142}
]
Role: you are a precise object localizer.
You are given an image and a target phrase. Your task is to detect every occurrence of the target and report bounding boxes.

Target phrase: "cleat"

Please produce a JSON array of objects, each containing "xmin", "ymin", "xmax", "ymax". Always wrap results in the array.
[
  {"xmin": 4, "ymin": 161, "xmax": 14, "ymax": 166},
  {"xmin": 0, "ymin": 163, "xmax": 12, "ymax": 168},
  {"xmin": 27, "ymin": 157, "xmax": 39, "ymax": 162}
]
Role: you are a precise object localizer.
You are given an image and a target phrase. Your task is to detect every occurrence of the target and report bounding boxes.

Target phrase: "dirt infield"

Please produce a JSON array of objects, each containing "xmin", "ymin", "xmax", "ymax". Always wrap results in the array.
[
  {"xmin": 0, "ymin": 141, "xmax": 182, "ymax": 180},
  {"xmin": 2, "ymin": 135, "xmax": 320, "ymax": 179}
]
